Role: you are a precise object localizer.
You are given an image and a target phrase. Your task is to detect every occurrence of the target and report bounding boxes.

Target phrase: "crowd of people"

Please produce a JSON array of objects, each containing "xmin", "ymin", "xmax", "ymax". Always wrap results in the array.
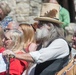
[{"xmin": 0, "ymin": 0, "xmax": 75, "ymax": 75}]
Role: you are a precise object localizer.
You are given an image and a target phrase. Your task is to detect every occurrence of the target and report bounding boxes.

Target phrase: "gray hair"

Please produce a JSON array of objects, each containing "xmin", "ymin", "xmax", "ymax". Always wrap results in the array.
[
  {"xmin": 39, "ymin": 22, "xmax": 64, "ymax": 47},
  {"xmin": 48, "ymin": 23, "xmax": 64, "ymax": 42}
]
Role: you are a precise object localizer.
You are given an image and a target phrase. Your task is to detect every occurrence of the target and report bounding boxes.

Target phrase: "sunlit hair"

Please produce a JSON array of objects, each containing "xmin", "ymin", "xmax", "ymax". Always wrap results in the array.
[
  {"xmin": 38, "ymin": 21, "xmax": 64, "ymax": 42},
  {"xmin": 0, "ymin": 26, "xmax": 4, "ymax": 47},
  {"xmin": 47, "ymin": 22, "xmax": 64, "ymax": 42},
  {"xmin": 37, "ymin": 21, "xmax": 64, "ymax": 47},
  {"xmin": 19, "ymin": 23, "xmax": 36, "ymax": 48},
  {"xmin": 5, "ymin": 29, "xmax": 24, "ymax": 52}
]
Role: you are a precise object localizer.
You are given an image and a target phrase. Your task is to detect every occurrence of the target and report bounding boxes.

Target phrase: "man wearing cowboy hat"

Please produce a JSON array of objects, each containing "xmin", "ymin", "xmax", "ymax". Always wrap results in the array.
[{"xmin": 2, "ymin": 2, "xmax": 70, "ymax": 75}]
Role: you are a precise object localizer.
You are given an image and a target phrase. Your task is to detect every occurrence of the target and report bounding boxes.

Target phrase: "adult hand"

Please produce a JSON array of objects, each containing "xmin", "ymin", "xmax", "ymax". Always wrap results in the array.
[{"xmin": 2, "ymin": 50, "xmax": 15, "ymax": 58}]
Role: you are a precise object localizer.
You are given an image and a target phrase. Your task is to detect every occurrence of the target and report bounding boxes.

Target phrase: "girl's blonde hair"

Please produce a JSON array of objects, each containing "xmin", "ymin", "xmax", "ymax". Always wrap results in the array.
[
  {"xmin": 19, "ymin": 23, "xmax": 36, "ymax": 48},
  {"xmin": 5, "ymin": 29, "xmax": 24, "ymax": 52}
]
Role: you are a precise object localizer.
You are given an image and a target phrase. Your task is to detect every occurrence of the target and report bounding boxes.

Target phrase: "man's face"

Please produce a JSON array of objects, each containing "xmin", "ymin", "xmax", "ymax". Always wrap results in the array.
[
  {"xmin": 0, "ymin": 8, "xmax": 5, "ymax": 21},
  {"xmin": 36, "ymin": 21, "xmax": 51, "ymax": 41}
]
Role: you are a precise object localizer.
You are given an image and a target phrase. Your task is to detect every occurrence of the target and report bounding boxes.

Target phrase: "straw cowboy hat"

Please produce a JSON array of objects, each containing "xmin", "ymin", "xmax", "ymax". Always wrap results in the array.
[{"xmin": 34, "ymin": 3, "xmax": 63, "ymax": 24}]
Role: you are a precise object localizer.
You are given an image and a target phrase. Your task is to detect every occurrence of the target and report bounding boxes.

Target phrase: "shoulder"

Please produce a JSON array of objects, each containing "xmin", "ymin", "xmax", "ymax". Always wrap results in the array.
[
  {"xmin": 29, "ymin": 43, "xmax": 37, "ymax": 47},
  {"xmin": 53, "ymin": 38, "xmax": 67, "ymax": 43},
  {"xmin": 49, "ymin": 38, "xmax": 69, "ymax": 53},
  {"xmin": 51, "ymin": 38, "xmax": 68, "ymax": 46},
  {"xmin": 29, "ymin": 43, "xmax": 37, "ymax": 52}
]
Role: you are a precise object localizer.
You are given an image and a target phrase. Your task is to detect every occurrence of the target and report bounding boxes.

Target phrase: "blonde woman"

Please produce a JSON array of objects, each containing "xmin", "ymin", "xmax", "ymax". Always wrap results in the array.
[
  {"xmin": 19, "ymin": 23, "xmax": 37, "ymax": 52},
  {"xmin": 3, "ymin": 29, "xmax": 28, "ymax": 75},
  {"xmin": 19, "ymin": 23, "xmax": 37, "ymax": 75}
]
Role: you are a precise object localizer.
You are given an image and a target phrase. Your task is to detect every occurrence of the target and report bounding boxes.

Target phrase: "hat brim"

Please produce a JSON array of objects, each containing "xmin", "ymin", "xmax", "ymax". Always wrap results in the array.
[{"xmin": 34, "ymin": 17, "xmax": 63, "ymax": 25}]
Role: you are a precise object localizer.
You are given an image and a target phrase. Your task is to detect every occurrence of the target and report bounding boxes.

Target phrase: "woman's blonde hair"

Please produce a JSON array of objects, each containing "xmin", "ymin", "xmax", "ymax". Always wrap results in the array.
[
  {"xmin": 19, "ymin": 23, "xmax": 36, "ymax": 48},
  {"xmin": 5, "ymin": 29, "xmax": 24, "ymax": 52}
]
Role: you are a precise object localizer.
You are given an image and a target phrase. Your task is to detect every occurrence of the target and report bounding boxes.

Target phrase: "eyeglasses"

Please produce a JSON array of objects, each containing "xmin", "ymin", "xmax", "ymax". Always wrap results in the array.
[
  {"xmin": 38, "ymin": 21, "xmax": 51, "ymax": 28},
  {"xmin": 4, "ymin": 28, "xmax": 10, "ymax": 32}
]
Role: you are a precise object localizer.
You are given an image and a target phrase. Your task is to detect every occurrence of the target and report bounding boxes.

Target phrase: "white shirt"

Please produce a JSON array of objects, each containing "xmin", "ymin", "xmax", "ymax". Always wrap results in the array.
[
  {"xmin": 30, "ymin": 38, "xmax": 69, "ymax": 64},
  {"xmin": 0, "ymin": 53, "xmax": 6, "ymax": 72}
]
